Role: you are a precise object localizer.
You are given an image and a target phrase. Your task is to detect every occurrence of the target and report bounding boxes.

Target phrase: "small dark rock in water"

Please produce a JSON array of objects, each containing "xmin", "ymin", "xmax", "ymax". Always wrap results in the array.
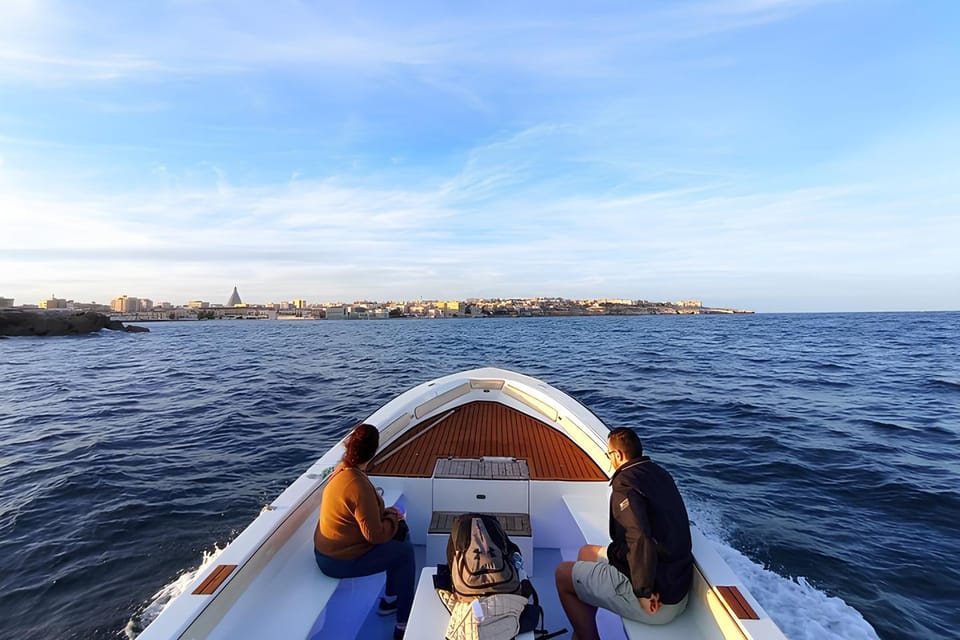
[
  {"xmin": 124, "ymin": 325, "xmax": 150, "ymax": 333},
  {"xmin": 0, "ymin": 310, "xmax": 150, "ymax": 337}
]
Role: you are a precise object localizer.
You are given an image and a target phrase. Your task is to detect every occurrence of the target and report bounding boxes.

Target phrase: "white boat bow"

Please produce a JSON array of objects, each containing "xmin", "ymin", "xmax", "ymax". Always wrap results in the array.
[{"xmin": 139, "ymin": 367, "xmax": 787, "ymax": 640}]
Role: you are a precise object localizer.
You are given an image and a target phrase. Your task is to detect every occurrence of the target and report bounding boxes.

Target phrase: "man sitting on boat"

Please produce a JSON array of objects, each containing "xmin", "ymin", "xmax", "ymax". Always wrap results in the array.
[
  {"xmin": 555, "ymin": 427, "xmax": 693, "ymax": 639},
  {"xmin": 313, "ymin": 423, "xmax": 415, "ymax": 640}
]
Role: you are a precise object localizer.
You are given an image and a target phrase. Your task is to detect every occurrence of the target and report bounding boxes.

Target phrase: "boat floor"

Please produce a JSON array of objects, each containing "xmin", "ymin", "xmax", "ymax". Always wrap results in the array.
[{"xmin": 314, "ymin": 545, "xmax": 632, "ymax": 640}]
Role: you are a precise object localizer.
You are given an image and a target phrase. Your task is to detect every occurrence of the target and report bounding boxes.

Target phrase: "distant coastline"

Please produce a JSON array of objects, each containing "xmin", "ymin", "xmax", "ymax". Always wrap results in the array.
[
  {"xmin": 115, "ymin": 309, "xmax": 756, "ymax": 323},
  {"xmin": 0, "ymin": 294, "xmax": 752, "ymax": 322},
  {"xmin": 113, "ymin": 299, "xmax": 754, "ymax": 322}
]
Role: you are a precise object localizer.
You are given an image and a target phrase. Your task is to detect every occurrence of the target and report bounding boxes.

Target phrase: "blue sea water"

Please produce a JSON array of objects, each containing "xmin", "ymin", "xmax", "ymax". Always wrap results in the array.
[{"xmin": 1, "ymin": 313, "xmax": 958, "ymax": 640}]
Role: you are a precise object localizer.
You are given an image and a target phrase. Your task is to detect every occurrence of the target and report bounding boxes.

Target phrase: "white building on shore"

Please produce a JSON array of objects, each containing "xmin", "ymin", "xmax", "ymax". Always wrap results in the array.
[
  {"xmin": 39, "ymin": 295, "xmax": 68, "ymax": 309},
  {"xmin": 325, "ymin": 305, "xmax": 389, "ymax": 320}
]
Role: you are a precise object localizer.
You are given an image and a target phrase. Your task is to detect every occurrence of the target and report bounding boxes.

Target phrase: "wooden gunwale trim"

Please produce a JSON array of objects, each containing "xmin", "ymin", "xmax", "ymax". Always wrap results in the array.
[
  {"xmin": 717, "ymin": 585, "xmax": 760, "ymax": 620},
  {"xmin": 192, "ymin": 564, "xmax": 238, "ymax": 595},
  {"xmin": 370, "ymin": 400, "xmax": 606, "ymax": 481},
  {"xmin": 429, "ymin": 511, "xmax": 532, "ymax": 536}
]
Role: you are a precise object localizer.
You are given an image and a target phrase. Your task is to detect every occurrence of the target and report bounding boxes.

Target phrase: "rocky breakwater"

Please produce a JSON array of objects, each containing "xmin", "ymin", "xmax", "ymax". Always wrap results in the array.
[{"xmin": 0, "ymin": 310, "xmax": 150, "ymax": 337}]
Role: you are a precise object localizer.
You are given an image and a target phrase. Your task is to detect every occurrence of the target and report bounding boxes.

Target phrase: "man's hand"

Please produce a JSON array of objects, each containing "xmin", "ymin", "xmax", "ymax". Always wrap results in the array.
[{"xmin": 639, "ymin": 593, "xmax": 661, "ymax": 616}]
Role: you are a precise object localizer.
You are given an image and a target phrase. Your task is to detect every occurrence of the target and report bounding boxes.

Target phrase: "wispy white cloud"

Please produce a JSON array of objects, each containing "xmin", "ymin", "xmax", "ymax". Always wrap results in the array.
[
  {"xmin": 0, "ymin": 0, "xmax": 830, "ymax": 86},
  {"xmin": 2, "ymin": 118, "xmax": 956, "ymax": 310},
  {"xmin": 80, "ymin": 100, "xmax": 170, "ymax": 115},
  {"xmin": 0, "ymin": 49, "xmax": 165, "ymax": 79}
]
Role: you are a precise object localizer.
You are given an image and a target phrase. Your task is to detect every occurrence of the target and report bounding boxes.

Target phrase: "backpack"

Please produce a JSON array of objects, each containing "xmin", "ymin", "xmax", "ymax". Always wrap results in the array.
[
  {"xmin": 436, "ymin": 514, "xmax": 562, "ymax": 639},
  {"xmin": 446, "ymin": 514, "xmax": 521, "ymax": 598}
]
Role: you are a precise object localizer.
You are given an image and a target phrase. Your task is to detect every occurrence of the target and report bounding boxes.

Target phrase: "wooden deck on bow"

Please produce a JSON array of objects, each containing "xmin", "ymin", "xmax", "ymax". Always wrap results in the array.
[{"xmin": 370, "ymin": 401, "xmax": 607, "ymax": 481}]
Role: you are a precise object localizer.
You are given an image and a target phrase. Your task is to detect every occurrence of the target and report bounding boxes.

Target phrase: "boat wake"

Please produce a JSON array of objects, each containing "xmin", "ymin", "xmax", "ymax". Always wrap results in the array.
[
  {"xmin": 124, "ymin": 544, "xmax": 226, "ymax": 639},
  {"xmin": 690, "ymin": 503, "xmax": 879, "ymax": 640}
]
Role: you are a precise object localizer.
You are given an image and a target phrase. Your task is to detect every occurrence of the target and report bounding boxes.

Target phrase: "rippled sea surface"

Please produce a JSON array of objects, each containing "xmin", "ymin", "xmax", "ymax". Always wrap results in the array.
[{"xmin": 2, "ymin": 313, "xmax": 959, "ymax": 640}]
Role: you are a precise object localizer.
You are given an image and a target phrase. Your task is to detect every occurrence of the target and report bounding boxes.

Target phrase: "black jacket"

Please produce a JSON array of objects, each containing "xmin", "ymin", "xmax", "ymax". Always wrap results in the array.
[{"xmin": 606, "ymin": 456, "xmax": 693, "ymax": 605}]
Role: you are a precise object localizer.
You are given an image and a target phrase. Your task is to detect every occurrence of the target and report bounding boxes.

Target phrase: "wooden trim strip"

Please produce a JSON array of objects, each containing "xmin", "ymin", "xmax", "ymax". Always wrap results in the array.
[
  {"xmin": 192, "ymin": 564, "xmax": 238, "ymax": 596},
  {"xmin": 717, "ymin": 585, "xmax": 759, "ymax": 620}
]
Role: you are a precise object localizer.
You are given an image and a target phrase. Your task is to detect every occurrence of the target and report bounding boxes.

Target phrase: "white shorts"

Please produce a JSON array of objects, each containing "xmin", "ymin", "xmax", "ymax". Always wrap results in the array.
[{"xmin": 571, "ymin": 547, "xmax": 688, "ymax": 625}]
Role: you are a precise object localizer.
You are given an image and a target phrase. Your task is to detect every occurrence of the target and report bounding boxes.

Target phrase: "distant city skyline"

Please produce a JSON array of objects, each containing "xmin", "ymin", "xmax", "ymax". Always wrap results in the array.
[
  {"xmin": 5, "ymin": 287, "xmax": 717, "ymax": 309},
  {"xmin": 1, "ymin": 1, "xmax": 958, "ymax": 313}
]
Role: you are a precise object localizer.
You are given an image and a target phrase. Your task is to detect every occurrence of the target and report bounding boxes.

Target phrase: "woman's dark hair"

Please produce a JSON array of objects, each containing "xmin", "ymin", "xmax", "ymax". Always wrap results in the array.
[
  {"xmin": 342, "ymin": 423, "xmax": 380, "ymax": 467},
  {"xmin": 608, "ymin": 427, "xmax": 643, "ymax": 460}
]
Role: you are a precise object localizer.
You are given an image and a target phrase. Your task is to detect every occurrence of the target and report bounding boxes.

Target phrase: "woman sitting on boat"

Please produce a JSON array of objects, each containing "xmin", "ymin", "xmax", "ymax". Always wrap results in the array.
[{"xmin": 314, "ymin": 423, "xmax": 414, "ymax": 640}]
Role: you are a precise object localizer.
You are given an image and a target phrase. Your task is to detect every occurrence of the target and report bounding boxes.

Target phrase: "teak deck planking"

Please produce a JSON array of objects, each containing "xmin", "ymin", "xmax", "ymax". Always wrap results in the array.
[{"xmin": 370, "ymin": 401, "xmax": 607, "ymax": 481}]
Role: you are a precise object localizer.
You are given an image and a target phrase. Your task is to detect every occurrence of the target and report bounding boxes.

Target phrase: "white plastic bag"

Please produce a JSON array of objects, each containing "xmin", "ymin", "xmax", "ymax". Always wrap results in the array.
[{"xmin": 444, "ymin": 594, "xmax": 528, "ymax": 640}]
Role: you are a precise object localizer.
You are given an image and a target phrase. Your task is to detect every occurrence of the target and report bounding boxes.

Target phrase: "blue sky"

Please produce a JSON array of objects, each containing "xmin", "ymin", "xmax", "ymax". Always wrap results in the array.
[{"xmin": 1, "ymin": 0, "xmax": 957, "ymax": 311}]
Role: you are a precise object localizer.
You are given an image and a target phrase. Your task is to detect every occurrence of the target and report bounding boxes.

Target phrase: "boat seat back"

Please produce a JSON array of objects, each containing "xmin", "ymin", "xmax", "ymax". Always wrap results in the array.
[{"xmin": 429, "ymin": 458, "xmax": 534, "ymax": 573}]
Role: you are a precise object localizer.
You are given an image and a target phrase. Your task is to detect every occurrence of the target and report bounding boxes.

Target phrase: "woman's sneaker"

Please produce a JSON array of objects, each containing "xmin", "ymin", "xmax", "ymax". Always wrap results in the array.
[{"xmin": 377, "ymin": 597, "xmax": 398, "ymax": 616}]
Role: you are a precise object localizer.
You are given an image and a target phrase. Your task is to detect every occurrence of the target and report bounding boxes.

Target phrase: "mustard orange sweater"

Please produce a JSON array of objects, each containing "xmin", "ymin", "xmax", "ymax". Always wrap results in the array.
[{"xmin": 314, "ymin": 465, "xmax": 400, "ymax": 560}]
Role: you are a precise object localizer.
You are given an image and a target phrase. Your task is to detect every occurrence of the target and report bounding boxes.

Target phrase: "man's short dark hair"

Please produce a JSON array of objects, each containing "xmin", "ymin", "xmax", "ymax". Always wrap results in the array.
[{"xmin": 608, "ymin": 427, "xmax": 643, "ymax": 459}]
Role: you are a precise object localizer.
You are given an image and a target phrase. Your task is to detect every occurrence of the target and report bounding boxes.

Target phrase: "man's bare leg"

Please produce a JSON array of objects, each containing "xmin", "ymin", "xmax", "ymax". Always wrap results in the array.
[{"xmin": 555, "ymin": 561, "xmax": 599, "ymax": 640}]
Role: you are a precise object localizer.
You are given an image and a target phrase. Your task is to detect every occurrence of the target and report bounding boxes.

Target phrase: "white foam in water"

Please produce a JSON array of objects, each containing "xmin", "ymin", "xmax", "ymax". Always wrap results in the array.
[
  {"xmin": 688, "ymin": 502, "xmax": 879, "ymax": 640},
  {"xmin": 124, "ymin": 544, "xmax": 226, "ymax": 639}
]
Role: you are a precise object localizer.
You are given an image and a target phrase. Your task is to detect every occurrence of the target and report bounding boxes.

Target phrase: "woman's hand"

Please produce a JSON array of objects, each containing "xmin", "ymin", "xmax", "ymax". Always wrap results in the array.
[
  {"xmin": 385, "ymin": 506, "xmax": 405, "ymax": 521},
  {"xmin": 639, "ymin": 593, "xmax": 661, "ymax": 616}
]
